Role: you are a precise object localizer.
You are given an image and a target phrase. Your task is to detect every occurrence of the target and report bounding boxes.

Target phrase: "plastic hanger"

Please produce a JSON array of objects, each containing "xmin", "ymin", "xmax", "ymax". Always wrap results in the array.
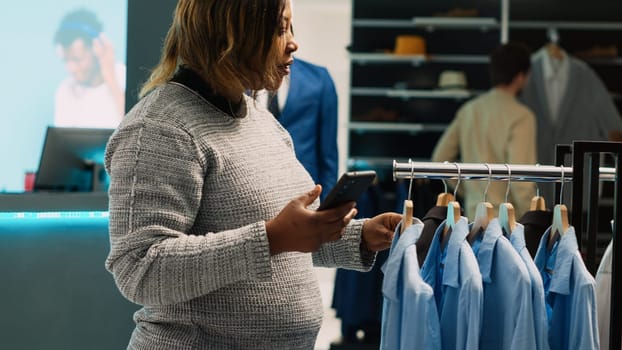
[
  {"xmin": 468, "ymin": 163, "xmax": 494, "ymax": 241},
  {"xmin": 443, "ymin": 162, "xmax": 462, "ymax": 239},
  {"xmin": 401, "ymin": 159, "xmax": 415, "ymax": 234},
  {"xmin": 498, "ymin": 164, "xmax": 516, "ymax": 236},
  {"xmin": 549, "ymin": 165, "xmax": 570, "ymax": 248}
]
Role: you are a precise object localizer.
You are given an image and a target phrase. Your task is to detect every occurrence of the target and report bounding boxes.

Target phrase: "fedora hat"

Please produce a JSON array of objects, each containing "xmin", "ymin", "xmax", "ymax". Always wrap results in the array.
[{"xmin": 393, "ymin": 35, "xmax": 426, "ymax": 55}]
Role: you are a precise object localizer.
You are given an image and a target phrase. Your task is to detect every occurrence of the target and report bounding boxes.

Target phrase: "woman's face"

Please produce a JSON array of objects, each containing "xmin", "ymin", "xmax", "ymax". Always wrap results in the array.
[{"xmin": 276, "ymin": 0, "xmax": 298, "ymax": 83}]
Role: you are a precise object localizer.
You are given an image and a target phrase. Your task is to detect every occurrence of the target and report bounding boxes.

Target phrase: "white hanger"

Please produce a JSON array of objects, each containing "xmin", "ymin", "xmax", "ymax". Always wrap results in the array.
[
  {"xmin": 498, "ymin": 164, "xmax": 516, "ymax": 236},
  {"xmin": 401, "ymin": 159, "xmax": 414, "ymax": 234},
  {"xmin": 469, "ymin": 163, "xmax": 494, "ymax": 241}
]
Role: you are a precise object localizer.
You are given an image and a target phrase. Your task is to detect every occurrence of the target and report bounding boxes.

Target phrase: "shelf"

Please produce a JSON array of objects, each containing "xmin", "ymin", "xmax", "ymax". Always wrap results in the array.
[
  {"xmin": 510, "ymin": 20, "xmax": 622, "ymax": 31},
  {"xmin": 351, "ymin": 87, "xmax": 481, "ymax": 99},
  {"xmin": 353, "ymin": 17, "xmax": 498, "ymax": 30},
  {"xmin": 350, "ymin": 53, "xmax": 489, "ymax": 65},
  {"xmin": 581, "ymin": 57, "xmax": 622, "ymax": 66},
  {"xmin": 349, "ymin": 122, "xmax": 447, "ymax": 133}
]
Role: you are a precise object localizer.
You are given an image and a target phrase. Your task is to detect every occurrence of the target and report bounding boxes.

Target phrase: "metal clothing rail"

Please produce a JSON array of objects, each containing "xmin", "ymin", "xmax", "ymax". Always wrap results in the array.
[{"xmin": 393, "ymin": 160, "xmax": 617, "ymax": 182}]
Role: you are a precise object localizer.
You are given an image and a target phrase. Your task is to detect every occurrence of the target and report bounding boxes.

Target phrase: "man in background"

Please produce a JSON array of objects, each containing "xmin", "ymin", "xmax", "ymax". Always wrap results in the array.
[
  {"xmin": 431, "ymin": 42, "xmax": 537, "ymax": 220},
  {"xmin": 54, "ymin": 8, "xmax": 125, "ymax": 129},
  {"xmin": 265, "ymin": 58, "xmax": 339, "ymax": 201}
]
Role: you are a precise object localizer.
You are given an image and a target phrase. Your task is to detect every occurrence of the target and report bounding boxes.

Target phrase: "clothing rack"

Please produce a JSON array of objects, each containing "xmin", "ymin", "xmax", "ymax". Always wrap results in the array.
[{"xmin": 392, "ymin": 140, "xmax": 622, "ymax": 350}]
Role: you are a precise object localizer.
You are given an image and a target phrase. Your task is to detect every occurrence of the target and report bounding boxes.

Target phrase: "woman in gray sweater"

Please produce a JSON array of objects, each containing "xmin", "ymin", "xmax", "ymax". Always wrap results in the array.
[{"xmin": 104, "ymin": 0, "xmax": 401, "ymax": 349}]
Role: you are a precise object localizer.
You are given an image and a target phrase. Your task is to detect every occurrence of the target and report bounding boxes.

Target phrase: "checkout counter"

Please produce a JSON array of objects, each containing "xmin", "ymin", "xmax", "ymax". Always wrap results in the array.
[{"xmin": 0, "ymin": 192, "xmax": 138, "ymax": 349}]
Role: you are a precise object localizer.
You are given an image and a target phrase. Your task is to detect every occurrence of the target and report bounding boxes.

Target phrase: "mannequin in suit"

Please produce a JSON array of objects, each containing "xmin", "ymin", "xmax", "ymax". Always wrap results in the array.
[{"xmin": 267, "ymin": 58, "xmax": 339, "ymax": 201}]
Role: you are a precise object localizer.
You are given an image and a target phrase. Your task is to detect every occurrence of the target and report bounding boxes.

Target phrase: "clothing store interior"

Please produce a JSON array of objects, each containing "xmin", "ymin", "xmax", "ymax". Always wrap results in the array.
[{"xmin": 2, "ymin": 0, "xmax": 622, "ymax": 349}]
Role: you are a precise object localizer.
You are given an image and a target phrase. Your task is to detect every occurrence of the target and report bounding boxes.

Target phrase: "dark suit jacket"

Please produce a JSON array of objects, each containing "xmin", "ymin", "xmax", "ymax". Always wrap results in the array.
[{"xmin": 279, "ymin": 59, "xmax": 338, "ymax": 200}]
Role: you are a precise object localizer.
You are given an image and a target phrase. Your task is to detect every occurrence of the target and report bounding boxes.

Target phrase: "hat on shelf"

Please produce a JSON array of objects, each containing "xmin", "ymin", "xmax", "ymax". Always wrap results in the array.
[
  {"xmin": 393, "ymin": 35, "xmax": 426, "ymax": 55},
  {"xmin": 437, "ymin": 70, "xmax": 468, "ymax": 91}
]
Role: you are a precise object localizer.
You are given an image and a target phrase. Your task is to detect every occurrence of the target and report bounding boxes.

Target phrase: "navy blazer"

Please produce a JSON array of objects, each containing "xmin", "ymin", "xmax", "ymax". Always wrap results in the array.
[{"xmin": 279, "ymin": 59, "xmax": 339, "ymax": 200}]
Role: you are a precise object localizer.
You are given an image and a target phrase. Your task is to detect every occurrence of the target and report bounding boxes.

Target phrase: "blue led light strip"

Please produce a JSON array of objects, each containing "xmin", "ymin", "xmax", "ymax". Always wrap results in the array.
[{"xmin": 0, "ymin": 211, "xmax": 109, "ymax": 220}]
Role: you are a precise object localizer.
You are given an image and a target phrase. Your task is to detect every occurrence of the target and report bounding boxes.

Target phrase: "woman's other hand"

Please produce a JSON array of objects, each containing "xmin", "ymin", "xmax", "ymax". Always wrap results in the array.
[{"xmin": 361, "ymin": 212, "xmax": 402, "ymax": 251}]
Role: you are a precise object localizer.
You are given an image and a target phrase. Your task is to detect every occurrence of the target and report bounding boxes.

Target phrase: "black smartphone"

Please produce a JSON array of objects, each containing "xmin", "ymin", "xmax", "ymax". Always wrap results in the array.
[{"xmin": 318, "ymin": 170, "xmax": 377, "ymax": 211}]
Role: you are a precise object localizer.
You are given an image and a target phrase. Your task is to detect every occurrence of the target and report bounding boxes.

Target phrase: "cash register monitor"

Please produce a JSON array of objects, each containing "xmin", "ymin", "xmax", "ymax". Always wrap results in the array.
[{"xmin": 34, "ymin": 127, "xmax": 114, "ymax": 192}]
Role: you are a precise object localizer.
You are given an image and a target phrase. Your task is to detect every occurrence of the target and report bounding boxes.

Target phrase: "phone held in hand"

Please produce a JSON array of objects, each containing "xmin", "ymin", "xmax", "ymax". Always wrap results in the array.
[{"xmin": 317, "ymin": 170, "xmax": 377, "ymax": 211}]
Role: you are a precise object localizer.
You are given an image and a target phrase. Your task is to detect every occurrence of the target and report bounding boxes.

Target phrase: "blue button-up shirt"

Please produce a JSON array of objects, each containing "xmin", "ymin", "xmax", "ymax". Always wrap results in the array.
[
  {"xmin": 534, "ymin": 226, "xmax": 599, "ymax": 350},
  {"xmin": 381, "ymin": 219, "xmax": 440, "ymax": 349},
  {"xmin": 421, "ymin": 216, "xmax": 483, "ymax": 350},
  {"xmin": 472, "ymin": 219, "xmax": 536, "ymax": 350},
  {"xmin": 509, "ymin": 223, "xmax": 550, "ymax": 350}
]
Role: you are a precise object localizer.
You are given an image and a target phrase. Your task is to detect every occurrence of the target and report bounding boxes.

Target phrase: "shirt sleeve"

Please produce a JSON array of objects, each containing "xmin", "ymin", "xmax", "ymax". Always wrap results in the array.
[{"xmin": 104, "ymin": 120, "xmax": 272, "ymax": 306}]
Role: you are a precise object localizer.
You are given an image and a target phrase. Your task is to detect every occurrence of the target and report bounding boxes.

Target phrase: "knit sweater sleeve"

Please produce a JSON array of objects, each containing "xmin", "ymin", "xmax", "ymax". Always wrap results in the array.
[
  {"xmin": 104, "ymin": 119, "xmax": 272, "ymax": 306},
  {"xmin": 312, "ymin": 219, "xmax": 376, "ymax": 271}
]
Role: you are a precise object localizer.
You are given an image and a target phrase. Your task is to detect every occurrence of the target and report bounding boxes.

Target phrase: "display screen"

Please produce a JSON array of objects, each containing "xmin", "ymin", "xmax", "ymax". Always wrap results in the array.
[{"xmin": 0, "ymin": 1, "xmax": 127, "ymax": 192}]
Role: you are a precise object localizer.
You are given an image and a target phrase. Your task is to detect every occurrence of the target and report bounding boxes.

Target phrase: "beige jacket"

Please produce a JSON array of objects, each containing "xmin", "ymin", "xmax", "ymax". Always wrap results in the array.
[{"xmin": 432, "ymin": 88, "xmax": 537, "ymax": 220}]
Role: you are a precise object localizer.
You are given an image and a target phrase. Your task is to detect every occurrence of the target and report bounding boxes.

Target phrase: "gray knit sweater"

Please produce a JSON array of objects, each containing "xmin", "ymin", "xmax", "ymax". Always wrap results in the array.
[{"xmin": 104, "ymin": 81, "xmax": 375, "ymax": 349}]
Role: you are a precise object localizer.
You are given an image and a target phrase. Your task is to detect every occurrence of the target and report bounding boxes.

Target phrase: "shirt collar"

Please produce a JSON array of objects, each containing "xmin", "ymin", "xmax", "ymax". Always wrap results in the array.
[
  {"xmin": 534, "ymin": 225, "xmax": 577, "ymax": 295},
  {"xmin": 382, "ymin": 219, "xmax": 424, "ymax": 301},
  {"xmin": 475, "ymin": 218, "xmax": 504, "ymax": 283},
  {"xmin": 443, "ymin": 216, "xmax": 469, "ymax": 288},
  {"xmin": 509, "ymin": 222, "xmax": 527, "ymax": 251},
  {"xmin": 534, "ymin": 46, "xmax": 569, "ymax": 81},
  {"xmin": 170, "ymin": 66, "xmax": 247, "ymax": 119}
]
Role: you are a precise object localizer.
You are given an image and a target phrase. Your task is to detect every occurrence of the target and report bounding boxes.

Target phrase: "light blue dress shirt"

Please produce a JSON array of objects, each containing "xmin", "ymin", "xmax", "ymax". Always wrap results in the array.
[
  {"xmin": 471, "ymin": 219, "xmax": 536, "ymax": 350},
  {"xmin": 421, "ymin": 216, "xmax": 483, "ymax": 350},
  {"xmin": 381, "ymin": 219, "xmax": 441, "ymax": 350},
  {"xmin": 509, "ymin": 223, "xmax": 550, "ymax": 350},
  {"xmin": 534, "ymin": 226, "xmax": 600, "ymax": 350}
]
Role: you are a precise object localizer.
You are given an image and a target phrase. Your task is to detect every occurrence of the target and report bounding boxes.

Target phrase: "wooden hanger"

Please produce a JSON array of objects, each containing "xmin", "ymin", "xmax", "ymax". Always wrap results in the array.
[
  {"xmin": 401, "ymin": 200, "xmax": 414, "ymax": 234},
  {"xmin": 498, "ymin": 164, "xmax": 517, "ymax": 236},
  {"xmin": 443, "ymin": 163, "xmax": 462, "ymax": 240},
  {"xmin": 530, "ymin": 196, "xmax": 547, "ymax": 211},
  {"xmin": 546, "ymin": 27, "xmax": 564, "ymax": 60},
  {"xmin": 549, "ymin": 166, "xmax": 570, "ymax": 248},
  {"xmin": 499, "ymin": 202, "xmax": 516, "ymax": 236},
  {"xmin": 436, "ymin": 178, "xmax": 455, "ymax": 206},
  {"xmin": 401, "ymin": 160, "xmax": 415, "ymax": 234},
  {"xmin": 468, "ymin": 164, "xmax": 493, "ymax": 241},
  {"xmin": 469, "ymin": 201, "xmax": 493, "ymax": 241}
]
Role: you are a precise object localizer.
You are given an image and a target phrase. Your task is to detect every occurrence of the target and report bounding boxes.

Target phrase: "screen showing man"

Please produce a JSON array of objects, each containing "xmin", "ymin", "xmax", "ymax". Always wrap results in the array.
[{"xmin": 54, "ymin": 8, "xmax": 126, "ymax": 129}]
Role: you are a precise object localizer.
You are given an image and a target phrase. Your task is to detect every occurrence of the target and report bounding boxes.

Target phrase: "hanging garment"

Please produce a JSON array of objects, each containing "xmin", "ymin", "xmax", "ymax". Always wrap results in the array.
[
  {"xmin": 534, "ymin": 227, "xmax": 600, "ymax": 350},
  {"xmin": 595, "ymin": 238, "xmax": 613, "ymax": 350},
  {"xmin": 421, "ymin": 216, "xmax": 483, "ymax": 350},
  {"xmin": 380, "ymin": 220, "xmax": 441, "ymax": 350},
  {"xmin": 469, "ymin": 219, "xmax": 537, "ymax": 350},
  {"xmin": 521, "ymin": 47, "xmax": 622, "ymax": 167},
  {"xmin": 418, "ymin": 206, "xmax": 449, "ymax": 266},
  {"xmin": 431, "ymin": 88, "xmax": 536, "ymax": 220},
  {"xmin": 518, "ymin": 209, "xmax": 553, "ymax": 258},
  {"xmin": 509, "ymin": 223, "xmax": 550, "ymax": 350}
]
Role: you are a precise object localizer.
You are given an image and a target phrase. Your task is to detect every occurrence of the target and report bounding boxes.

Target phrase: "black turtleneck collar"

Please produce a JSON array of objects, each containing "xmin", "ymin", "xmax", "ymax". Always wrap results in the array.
[{"xmin": 170, "ymin": 66, "xmax": 245, "ymax": 118}]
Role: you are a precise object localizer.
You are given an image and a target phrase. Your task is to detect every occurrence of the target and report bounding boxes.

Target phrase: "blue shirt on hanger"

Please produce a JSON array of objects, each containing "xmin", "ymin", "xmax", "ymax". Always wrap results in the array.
[
  {"xmin": 471, "ymin": 219, "xmax": 536, "ymax": 350},
  {"xmin": 534, "ymin": 226, "xmax": 599, "ymax": 350},
  {"xmin": 421, "ymin": 216, "xmax": 483, "ymax": 350},
  {"xmin": 509, "ymin": 223, "xmax": 550, "ymax": 350},
  {"xmin": 380, "ymin": 219, "xmax": 440, "ymax": 350}
]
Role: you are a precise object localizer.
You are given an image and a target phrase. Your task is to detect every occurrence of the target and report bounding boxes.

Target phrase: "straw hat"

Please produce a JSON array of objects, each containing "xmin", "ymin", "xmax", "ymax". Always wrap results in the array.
[
  {"xmin": 438, "ymin": 70, "xmax": 468, "ymax": 90},
  {"xmin": 394, "ymin": 35, "xmax": 426, "ymax": 55}
]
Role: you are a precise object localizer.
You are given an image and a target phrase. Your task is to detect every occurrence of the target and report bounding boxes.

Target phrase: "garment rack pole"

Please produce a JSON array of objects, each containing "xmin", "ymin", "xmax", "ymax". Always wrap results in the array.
[{"xmin": 392, "ymin": 161, "xmax": 616, "ymax": 182}]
